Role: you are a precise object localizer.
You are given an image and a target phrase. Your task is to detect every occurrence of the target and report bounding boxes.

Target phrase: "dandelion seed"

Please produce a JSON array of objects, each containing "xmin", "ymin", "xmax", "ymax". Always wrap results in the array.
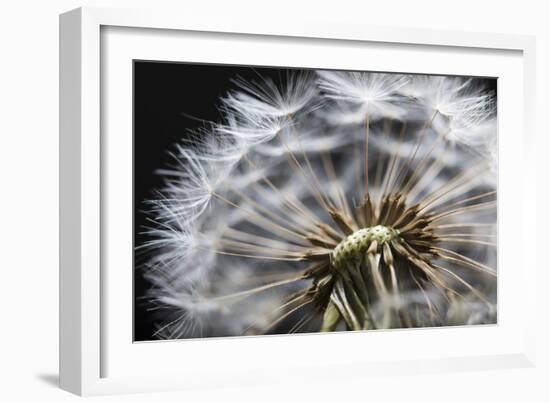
[
  {"xmin": 223, "ymin": 71, "xmax": 320, "ymax": 118},
  {"xmin": 402, "ymin": 75, "xmax": 496, "ymax": 147},
  {"xmin": 317, "ymin": 70, "xmax": 409, "ymax": 120}
]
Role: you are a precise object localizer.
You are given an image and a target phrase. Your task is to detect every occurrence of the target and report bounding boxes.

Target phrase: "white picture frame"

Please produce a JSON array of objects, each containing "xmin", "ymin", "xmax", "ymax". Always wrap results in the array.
[{"xmin": 59, "ymin": 6, "xmax": 537, "ymax": 396}]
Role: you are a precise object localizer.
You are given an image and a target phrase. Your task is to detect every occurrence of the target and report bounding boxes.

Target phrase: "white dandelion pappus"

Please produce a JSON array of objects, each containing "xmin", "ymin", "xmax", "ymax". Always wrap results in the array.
[
  {"xmin": 317, "ymin": 70, "xmax": 410, "ymax": 121},
  {"xmin": 253, "ymin": 125, "xmax": 358, "ymax": 157},
  {"xmin": 140, "ymin": 203, "xmax": 225, "ymax": 289},
  {"xmin": 140, "ymin": 68, "xmax": 498, "ymax": 339},
  {"xmin": 184, "ymin": 128, "xmax": 246, "ymax": 166},
  {"xmin": 152, "ymin": 143, "xmax": 239, "ymax": 226},
  {"xmin": 402, "ymin": 75, "xmax": 496, "ymax": 147},
  {"xmin": 215, "ymin": 107, "xmax": 289, "ymax": 146},
  {"xmin": 223, "ymin": 71, "xmax": 321, "ymax": 118}
]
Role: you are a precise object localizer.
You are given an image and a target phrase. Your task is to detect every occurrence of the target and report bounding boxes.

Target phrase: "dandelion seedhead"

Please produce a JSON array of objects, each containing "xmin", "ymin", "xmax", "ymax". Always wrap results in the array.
[{"xmin": 140, "ymin": 69, "xmax": 497, "ymax": 339}]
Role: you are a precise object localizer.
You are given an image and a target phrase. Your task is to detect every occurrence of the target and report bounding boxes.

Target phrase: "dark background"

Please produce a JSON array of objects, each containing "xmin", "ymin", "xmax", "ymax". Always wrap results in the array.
[{"xmin": 133, "ymin": 60, "xmax": 497, "ymax": 341}]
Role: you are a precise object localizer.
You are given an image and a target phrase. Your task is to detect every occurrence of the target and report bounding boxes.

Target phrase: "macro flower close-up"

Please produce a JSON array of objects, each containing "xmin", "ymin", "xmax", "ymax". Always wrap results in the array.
[{"xmin": 134, "ymin": 63, "xmax": 497, "ymax": 340}]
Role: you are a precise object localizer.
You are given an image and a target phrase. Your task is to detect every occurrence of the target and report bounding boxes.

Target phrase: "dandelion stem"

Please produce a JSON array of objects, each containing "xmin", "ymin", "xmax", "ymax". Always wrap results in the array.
[{"xmin": 321, "ymin": 300, "xmax": 342, "ymax": 332}]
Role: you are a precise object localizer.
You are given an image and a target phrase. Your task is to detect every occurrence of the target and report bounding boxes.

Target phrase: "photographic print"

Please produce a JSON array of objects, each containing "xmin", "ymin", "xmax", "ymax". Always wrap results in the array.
[{"xmin": 134, "ymin": 62, "xmax": 497, "ymax": 341}]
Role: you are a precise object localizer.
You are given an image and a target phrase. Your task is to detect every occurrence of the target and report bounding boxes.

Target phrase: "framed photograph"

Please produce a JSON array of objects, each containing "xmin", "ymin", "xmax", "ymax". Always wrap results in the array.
[{"xmin": 60, "ymin": 6, "xmax": 537, "ymax": 396}]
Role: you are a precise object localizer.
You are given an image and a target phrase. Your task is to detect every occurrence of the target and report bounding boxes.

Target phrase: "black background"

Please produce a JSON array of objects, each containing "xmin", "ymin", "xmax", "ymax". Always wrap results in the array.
[{"xmin": 133, "ymin": 60, "xmax": 497, "ymax": 341}]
